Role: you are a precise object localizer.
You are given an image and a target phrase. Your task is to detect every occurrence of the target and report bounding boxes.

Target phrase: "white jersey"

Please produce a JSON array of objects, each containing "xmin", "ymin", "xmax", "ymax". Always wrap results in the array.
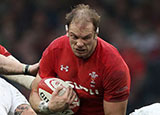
[
  {"xmin": 0, "ymin": 78, "xmax": 29, "ymax": 115},
  {"xmin": 130, "ymin": 103, "xmax": 160, "ymax": 115}
]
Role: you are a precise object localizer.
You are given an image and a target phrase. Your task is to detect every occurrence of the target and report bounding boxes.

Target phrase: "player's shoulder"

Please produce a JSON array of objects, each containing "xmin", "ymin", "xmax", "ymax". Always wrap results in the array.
[
  {"xmin": 0, "ymin": 44, "xmax": 11, "ymax": 56},
  {"xmin": 97, "ymin": 37, "xmax": 129, "ymax": 73},
  {"xmin": 0, "ymin": 44, "xmax": 3, "ymax": 48},
  {"xmin": 97, "ymin": 37, "xmax": 122, "ymax": 61},
  {"xmin": 45, "ymin": 35, "xmax": 68, "ymax": 52},
  {"xmin": 0, "ymin": 44, "xmax": 5, "ymax": 51}
]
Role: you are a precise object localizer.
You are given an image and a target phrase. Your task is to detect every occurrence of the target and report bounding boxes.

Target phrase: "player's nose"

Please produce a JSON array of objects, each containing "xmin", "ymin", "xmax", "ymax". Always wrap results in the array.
[{"xmin": 76, "ymin": 39, "xmax": 84, "ymax": 47}]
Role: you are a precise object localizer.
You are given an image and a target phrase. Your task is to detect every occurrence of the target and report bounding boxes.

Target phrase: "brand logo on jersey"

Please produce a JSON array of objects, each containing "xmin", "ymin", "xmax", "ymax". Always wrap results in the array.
[
  {"xmin": 89, "ymin": 72, "xmax": 98, "ymax": 87},
  {"xmin": 65, "ymin": 81, "xmax": 99, "ymax": 95},
  {"xmin": 60, "ymin": 65, "xmax": 69, "ymax": 72}
]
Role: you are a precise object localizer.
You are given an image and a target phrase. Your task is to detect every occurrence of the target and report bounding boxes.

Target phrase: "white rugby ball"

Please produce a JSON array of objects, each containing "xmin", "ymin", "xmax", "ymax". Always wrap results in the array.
[{"xmin": 38, "ymin": 78, "xmax": 80, "ymax": 114}]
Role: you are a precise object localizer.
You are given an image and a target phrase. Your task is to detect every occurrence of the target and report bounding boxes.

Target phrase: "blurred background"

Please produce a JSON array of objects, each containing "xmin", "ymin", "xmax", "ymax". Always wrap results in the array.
[{"xmin": 0, "ymin": 0, "xmax": 159, "ymax": 114}]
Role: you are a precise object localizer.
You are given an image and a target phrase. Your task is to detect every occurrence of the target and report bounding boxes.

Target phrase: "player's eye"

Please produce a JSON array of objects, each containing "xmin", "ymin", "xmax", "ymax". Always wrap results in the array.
[
  {"xmin": 83, "ymin": 35, "xmax": 92, "ymax": 40},
  {"xmin": 70, "ymin": 34, "xmax": 78, "ymax": 40},
  {"xmin": 83, "ymin": 36, "xmax": 90, "ymax": 40}
]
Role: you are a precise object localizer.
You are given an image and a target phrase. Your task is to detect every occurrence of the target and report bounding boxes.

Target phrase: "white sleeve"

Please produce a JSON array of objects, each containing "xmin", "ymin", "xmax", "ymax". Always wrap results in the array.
[
  {"xmin": 0, "ymin": 78, "xmax": 29, "ymax": 115},
  {"xmin": 8, "ymin": 82, "xmax": 29, "ymax": 115},
  {"xmin": 0, "ymin": 107, "xmax": 8, "ymax": 115},
  {"xmin": 0, "ymin": 78, "xmax": 13, "ymax": 115},
  {"xmin": 130, "ymin": 103, "xmax": 160, "ymax": 115}
]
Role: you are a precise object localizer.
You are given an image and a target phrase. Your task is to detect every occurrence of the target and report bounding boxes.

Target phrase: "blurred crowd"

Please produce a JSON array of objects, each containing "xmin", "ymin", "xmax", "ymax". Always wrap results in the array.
[{"xmin": 0, "ymin": 0, "xmax": 159, "ymax": 114}]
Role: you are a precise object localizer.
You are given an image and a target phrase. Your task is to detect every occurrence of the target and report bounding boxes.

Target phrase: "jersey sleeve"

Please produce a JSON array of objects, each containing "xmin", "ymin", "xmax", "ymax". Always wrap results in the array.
[
  {"xmin": 39, "ymin": 45, "xmax": 57, "ymax": 79},
  {"xmin": 103, "ymin": 55, "xmax": 131, "ymax": 102},
  {"xmin": 0, "ymin": 45, "xmax": 11, "ymax": 56}
]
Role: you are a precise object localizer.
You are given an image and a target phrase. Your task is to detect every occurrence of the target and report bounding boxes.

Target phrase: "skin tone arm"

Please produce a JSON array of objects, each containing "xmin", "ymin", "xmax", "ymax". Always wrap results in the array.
[
  {"xmin": 7, "ymin": 55, "xmax": 39, "ymax": 76},
  {"xmin": 29, "ymin": 73, "xmax": 76, "ymax": 114},
  {"xmin": 0, "ymin": 54, "xmax": 25, "ymax": 75},
  {"xmin": 15, "ymin": 104, "xmax": 37, "ymax": 115},
  {"xmin": 3, "ymin": 74, "xmax": 35, "ymax": 89},
  {"xmin": 29, "ymin": 74, "xmax": 43, "ymax": 113},
  {"xmin": 0, "ymin": 55, "xmax": 38, "ymax": 89},
  {"xmin": 0, "ymin": 54, "xmax": 39, "ymax": 76},
  {"xmin": 104, "ymin": 100, "xmax": 128, "ymax": 115}
]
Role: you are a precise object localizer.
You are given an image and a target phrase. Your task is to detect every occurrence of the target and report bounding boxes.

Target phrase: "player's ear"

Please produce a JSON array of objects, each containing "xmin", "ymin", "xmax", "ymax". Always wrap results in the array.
[
  {"xmin": 96, "ymin": 27, "xmax": 99, "ymax": 34},
  {"xmin": 65, "ymin": 25, "xmax": 69, "ymax": 31},
  {"xmin": 95, "ymin": 27, "xmax": 99, "ymax": 39},
  {"xmin": 65, "ymin": 25, "xmax": 69, "ymax": 37}
]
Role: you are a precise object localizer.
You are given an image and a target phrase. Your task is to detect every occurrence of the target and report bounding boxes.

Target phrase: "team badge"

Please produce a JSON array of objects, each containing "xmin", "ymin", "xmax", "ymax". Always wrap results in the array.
[{"xmin": 89, "ymin": 72, "xmax": 98, "ymax": 87}]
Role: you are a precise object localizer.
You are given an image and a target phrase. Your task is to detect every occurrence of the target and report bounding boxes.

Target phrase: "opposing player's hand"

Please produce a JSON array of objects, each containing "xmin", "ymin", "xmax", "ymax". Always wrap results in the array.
[
  {"xmin": 48, "ymin": 86, "xmax": 76, "ymax": 113},
  {"xmin": 28, "ymin": 63, "xmax": 39, "ymax": 76}
]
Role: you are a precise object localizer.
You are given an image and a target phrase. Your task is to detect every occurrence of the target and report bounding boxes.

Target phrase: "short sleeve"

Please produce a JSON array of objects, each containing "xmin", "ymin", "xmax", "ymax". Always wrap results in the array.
[
  {"xmin": 9, "ymin": 83, "xmax": 29, "ymax": 114},
  {"xmin": 103, "ymin": 56, "xmax": 131, "ymax": 102},
  {"xmin": 0, "ymin": 45, "xmax": 11, "ymax": 56}
]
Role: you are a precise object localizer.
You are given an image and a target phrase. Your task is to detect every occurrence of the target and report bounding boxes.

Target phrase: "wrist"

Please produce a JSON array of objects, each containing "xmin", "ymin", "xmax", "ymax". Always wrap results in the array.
[
  {"xmin": 38, "ymin": 101, "xmax": 51, "ymax": 114},
  {"xmin": 23, "ymin": 64, "xmax": 30, "ymax": 75}
]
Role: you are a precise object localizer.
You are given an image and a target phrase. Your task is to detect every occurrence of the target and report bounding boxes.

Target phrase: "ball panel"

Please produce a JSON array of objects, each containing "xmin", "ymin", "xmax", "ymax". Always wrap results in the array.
[
  {"xmin": 38, "ymin": 78, "xmax": 53, "ymax": 94},
  {"xmin": 39, "ymin": 88, "xmax": 52, "ymax": 103},
  {"xmin": 44, "ymin": 78, "xmax": 65, "ymax": 91}
]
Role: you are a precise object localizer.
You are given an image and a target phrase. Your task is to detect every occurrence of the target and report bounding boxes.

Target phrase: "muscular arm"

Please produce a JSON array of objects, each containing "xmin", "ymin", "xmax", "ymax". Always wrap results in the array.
[
  {"xmin": 0, "ymin": 54, "xmax": 39, "ymax": 76},
  {"xmin": 0, "ymin": 54, "xmax": 25, "ymax": 74},
  {"xmin": 3, "ymin": 74, "xmax": 35, "ymax": 89},
  {"xmin": 104, "ymin": 100, "xmax": 128, "ymax": 115},
  {"xmin": 1, "ymin": 55, "xmax": 38, "ymax": 89},
  {"xmin": 29, "ymin": 73, "xmax": 42, "ymax": 113}
]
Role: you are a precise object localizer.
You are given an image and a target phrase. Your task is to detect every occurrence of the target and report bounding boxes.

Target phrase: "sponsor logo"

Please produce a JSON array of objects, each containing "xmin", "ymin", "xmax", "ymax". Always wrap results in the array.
[
  {"xmin": 65, "ymin": 81, "xmax": 99, "ymax": 95},
  {"xmin": 60, "ymin": 65, "xmax": 69, "ymax": 72},
  {"xmin": 115, "ymin": 86, "xmax": 128, "ymax": 93}
]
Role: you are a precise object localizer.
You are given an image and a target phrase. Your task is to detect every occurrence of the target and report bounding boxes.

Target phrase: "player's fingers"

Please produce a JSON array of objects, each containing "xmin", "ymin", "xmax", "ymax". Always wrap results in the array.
[
  {"xmin": 61, "ymin": 87, "xmax": 73, "ymax": 104},
  {"xmin": 65, "ymin": 87, "xmax": 76, "ymax": 105},
  {"xmin": 67, "ymin": 87, "xmax": 73, "ymax": 97},
  {"xmin": 62, "ymin": 87, "xmax": 71, "ymax": 97},
  {"xmin": 69, "ymin": 104, "xmax": 76, "ymax": 109},
  {"xmin": 52, "ymin": 86, "xmax": 63, "ymax": 96},
  {"xmin": 68, "ymin": 91, "xmax": 76, "ymax": 105},
  {"xmin": 68, "ymin": 87, "xmax": 75, "ymax": 100}
]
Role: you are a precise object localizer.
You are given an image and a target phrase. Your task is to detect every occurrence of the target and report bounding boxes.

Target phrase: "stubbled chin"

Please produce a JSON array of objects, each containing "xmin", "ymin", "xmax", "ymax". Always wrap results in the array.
[
  {"xmin": 72, "ymin": 49, "xmax": 87, "ymax": 58},
  {"xmin": 74, "ymin": 52, "xmax": 86, "ymax": 58}
]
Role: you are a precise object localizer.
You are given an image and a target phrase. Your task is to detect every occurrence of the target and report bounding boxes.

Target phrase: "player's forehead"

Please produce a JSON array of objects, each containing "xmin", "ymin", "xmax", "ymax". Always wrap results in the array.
[{"xmin": 69, "ymin": 20, "xmax": 94, "ymax": 36}]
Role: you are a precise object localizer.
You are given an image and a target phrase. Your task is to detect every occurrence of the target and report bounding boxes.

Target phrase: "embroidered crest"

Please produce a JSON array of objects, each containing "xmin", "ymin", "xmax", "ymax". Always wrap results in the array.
[{"xmin": 89, "ymin": 72, "xmax": 98, "ymax": 87}]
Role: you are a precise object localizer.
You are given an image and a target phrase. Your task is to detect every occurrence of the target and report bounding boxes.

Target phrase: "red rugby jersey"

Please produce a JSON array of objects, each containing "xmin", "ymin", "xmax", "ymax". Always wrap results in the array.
[
  {"xmin": 0, "ymin": 45, "xmax": 11, "ymax": 56},
  {"xmin": 39, "ymin": 35, "xmax": 131, "ymax": 115}
]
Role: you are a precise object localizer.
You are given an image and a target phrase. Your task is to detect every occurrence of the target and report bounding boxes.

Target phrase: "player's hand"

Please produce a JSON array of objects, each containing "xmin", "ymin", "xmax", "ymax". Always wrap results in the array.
[
  {"xmin": 28, "ymin": 63, "xmax": 39, "ymax": 76},
  {"xmin": 48, "ymin": 86, "xmax": 76, "ymax": 113}
]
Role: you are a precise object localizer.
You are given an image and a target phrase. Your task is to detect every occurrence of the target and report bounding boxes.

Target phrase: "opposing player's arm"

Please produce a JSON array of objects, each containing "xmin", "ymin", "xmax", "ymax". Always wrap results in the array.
[
  {"xmin": 3, "ymin": 74, "xmax": 35, "ymax": 89},
  {"xmin": 0, "ymin": 54, "xmax": 25, "ymax": 74},
  {"xmin": 0, "ymin": 54, "xmax": 39, "ymax": 75},
  {"xmin": 103, "ymin": 100, "xmax": 128, "ymax": 115},
  {"xmin": 1, "ymin": 55, "xmax": 38, "ymax": 89},
  {"xmin": 7, "ymin": 55, "xmax": 39, "ymax": 76},
  {"xmin": 15, "ymin": 104, "xmax": 37, "ymax": 115}
]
